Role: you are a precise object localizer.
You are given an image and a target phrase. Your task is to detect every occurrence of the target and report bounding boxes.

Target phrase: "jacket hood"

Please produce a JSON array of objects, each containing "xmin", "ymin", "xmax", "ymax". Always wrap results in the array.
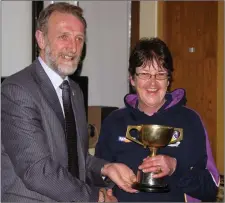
[{"xmin": 124, "ymin": 88, "xmax": 187, "ymax": 111}]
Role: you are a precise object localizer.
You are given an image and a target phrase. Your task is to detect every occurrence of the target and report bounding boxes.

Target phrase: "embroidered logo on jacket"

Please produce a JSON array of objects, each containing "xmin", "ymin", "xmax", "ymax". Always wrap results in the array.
[{"xmin": 168, "ymin": 130, "xmax": 182, "ymax": 147}]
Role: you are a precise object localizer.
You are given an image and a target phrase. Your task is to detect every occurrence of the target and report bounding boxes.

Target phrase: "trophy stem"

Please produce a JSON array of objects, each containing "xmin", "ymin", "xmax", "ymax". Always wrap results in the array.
[{"xmin": 149, "ymin": 147, "xmax": 157, "ymax": 157}]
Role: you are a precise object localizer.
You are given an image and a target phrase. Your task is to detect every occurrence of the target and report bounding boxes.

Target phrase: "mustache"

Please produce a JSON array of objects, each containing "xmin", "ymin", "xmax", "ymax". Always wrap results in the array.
[{"xmin": 59, "ymin": 52, "xmax": 80, "ymax": 61}]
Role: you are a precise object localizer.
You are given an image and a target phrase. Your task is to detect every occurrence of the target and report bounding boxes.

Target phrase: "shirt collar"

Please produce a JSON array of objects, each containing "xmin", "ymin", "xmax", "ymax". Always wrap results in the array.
[{"xmin": 38, "ymin": 57, "xmax": 69, "ymax": 90}]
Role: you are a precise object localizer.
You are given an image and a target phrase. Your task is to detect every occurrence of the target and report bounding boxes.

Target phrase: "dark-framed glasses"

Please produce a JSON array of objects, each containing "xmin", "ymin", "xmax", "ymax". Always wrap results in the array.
[{"xmin": 135, "ymin": 72, "xmax": 168, "ymax": 80}]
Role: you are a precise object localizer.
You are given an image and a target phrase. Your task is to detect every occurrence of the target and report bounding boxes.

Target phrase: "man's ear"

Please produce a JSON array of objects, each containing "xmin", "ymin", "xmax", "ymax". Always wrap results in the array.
[
  {"xmin": 35, "ymin": 30, "xmax": 46, "ymax": 50},
  {"xmin": 167, "ymin": 81, "xmax": 170, "ymax": 86}
]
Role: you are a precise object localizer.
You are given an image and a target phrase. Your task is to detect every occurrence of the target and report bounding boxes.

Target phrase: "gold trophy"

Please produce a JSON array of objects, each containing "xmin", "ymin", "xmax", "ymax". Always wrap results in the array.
[{"xmin": 126, "ymin": 124, "xmax": 183, "ymax": 193}]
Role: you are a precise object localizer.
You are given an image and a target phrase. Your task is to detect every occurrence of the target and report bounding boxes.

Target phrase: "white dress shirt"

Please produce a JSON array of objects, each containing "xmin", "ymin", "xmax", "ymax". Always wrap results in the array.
[{"xmin": 38, "ymin": 57, "xmax": 68, "ymax": 116}]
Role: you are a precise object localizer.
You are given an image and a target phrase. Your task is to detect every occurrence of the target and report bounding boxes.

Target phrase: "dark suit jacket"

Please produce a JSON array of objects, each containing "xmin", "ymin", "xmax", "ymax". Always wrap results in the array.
[{"xmin": 1, "ymin": 59, "xmax": 108, "ymax": 202}]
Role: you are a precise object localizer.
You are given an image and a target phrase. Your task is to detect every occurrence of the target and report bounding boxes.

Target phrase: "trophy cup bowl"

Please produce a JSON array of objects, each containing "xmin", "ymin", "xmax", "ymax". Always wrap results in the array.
[{"xmin": 125, "ymin": 124, "xmax": 183, "ymax": 193}]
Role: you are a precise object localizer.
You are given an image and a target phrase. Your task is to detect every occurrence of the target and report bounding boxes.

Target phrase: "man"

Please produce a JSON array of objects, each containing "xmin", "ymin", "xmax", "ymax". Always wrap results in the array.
[{"xmin": 1, "ymin": 3, "xmax": 137, "ymax": 202}]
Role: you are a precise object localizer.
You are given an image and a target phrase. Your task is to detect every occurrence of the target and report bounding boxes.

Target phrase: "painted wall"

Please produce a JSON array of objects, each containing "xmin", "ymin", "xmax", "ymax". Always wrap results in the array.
[
  {"xmin": 139, "ymin": 1, "xmax": 157, "ymax": 38},
  {"xmin": 79, "ymin": 1, "xmax": 130, "ymax": 108},
  {"xmin": 2, "ymin": 1, "xmax": 32, "ymax": 76}
]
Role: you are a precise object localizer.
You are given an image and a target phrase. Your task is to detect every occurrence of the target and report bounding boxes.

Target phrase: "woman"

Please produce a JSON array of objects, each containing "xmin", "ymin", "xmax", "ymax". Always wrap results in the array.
[{"xmin": 95, "ymin": 37, "xmax": 219, "ymax": 202}]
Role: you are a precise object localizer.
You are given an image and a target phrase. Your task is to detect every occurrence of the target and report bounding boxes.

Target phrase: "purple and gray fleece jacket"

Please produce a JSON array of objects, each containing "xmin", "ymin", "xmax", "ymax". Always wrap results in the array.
[{"xmin": 96, "ymin": 88, "xmax": 219, "ymax": 202}]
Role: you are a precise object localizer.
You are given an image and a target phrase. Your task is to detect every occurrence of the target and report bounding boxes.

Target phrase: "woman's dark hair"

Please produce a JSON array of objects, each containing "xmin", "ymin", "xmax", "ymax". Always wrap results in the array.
[{"xmin": 129, "ymin": 37, "xmax": 173, "ymax": 81}]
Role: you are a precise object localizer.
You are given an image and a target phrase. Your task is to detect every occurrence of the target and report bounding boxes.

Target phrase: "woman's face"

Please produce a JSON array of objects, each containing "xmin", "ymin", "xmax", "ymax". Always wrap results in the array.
[{"xmin": 130, "ymin": 60, "xmax": 169, "ymax": 112}]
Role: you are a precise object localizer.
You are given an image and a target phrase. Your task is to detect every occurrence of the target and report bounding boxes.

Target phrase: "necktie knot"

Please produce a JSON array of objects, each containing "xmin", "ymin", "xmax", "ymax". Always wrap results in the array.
[{"xmin": 60, "ymin": 80, "xmax": 70, "ymax": 91}]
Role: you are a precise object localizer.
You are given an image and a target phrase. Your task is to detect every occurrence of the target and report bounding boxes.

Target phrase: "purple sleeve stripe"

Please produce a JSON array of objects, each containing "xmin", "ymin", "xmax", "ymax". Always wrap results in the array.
[
  {"xmin": 185, "ymin": 107, "xmax": 219, "ymax": 184},
  {"xmin": 184, "ymin": 107, "xmax": 220, "ymax": 202},
  {"xmin": 185, "ymin": 193, "xmax": 201, "ymax": 202}
]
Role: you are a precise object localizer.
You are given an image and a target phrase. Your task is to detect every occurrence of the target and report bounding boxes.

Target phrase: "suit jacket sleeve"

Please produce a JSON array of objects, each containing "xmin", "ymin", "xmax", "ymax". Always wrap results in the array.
[
  {"xmin": 1, "ymin": 82, "xmax": 101, "ymax": 202},
  {"xmin": 1, "ymin": 143, "xmax": 18, "ymax": 195}
]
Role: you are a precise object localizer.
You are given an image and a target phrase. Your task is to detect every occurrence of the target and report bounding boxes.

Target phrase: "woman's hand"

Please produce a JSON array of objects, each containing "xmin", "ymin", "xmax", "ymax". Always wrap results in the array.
[{"xmin": 138, "ymin": 155, "xmax": 177, "ymax": 178}]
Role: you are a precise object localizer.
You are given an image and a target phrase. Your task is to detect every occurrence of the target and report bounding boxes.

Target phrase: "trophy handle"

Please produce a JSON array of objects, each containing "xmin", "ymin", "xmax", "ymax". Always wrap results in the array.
[
  {"xmin": 125, "ymin": 125, "xmax": 144, "ymax": 146},
  {"xmin": 169, "ymin": 128, "xmax": 183, "ymax": 144}
]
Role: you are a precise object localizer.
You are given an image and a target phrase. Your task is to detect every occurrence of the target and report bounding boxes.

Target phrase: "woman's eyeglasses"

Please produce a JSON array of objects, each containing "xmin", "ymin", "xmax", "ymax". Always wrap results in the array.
[{"xmin": 135, "ymin": 72, "xmax": 168, "ymax": 80}]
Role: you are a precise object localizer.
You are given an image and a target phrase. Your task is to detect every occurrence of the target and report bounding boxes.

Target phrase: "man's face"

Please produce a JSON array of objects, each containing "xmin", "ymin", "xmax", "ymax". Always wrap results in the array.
[{"xmin": 37, "ymin": 11, "xmax": 85, "ymax": 78}]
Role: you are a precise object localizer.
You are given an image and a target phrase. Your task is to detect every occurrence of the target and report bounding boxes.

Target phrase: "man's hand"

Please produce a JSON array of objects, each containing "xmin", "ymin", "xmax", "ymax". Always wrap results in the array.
[
  {"xmin": 138, "ymin": 155, "xmax": 177, "ymax": 178},
  {"xmin": 98, "ymin": 188, "xmax": 117, "ymax": 202},
  {"xmin": 101, "ymin": 163, "xmax": 138, "ymax": 193}
]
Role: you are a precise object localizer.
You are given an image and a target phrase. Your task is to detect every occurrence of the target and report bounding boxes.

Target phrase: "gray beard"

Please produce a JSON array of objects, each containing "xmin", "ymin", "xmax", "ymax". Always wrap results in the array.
[{"xmin": 45, "ymin": 46, "xmax": 79, "ymax": 78}]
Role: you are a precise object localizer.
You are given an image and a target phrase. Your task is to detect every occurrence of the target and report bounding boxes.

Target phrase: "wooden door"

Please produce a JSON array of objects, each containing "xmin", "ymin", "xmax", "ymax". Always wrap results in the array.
[{"xmin": 159, "ymin": 2, "xmax": 218, "ymax": 159}]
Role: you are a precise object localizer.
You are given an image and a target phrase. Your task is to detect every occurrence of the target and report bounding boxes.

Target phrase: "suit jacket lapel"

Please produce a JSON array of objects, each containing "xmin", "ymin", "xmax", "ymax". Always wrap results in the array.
[{"xmin": 32, "ymin": 59, "xmax": 65, "ymax": 129}]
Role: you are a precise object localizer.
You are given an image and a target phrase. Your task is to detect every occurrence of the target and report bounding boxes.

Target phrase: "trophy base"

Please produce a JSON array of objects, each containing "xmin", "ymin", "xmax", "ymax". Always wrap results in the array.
[{"xmin": 132, "ymin": 182, "xmax": 170, "ymax": 193}]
